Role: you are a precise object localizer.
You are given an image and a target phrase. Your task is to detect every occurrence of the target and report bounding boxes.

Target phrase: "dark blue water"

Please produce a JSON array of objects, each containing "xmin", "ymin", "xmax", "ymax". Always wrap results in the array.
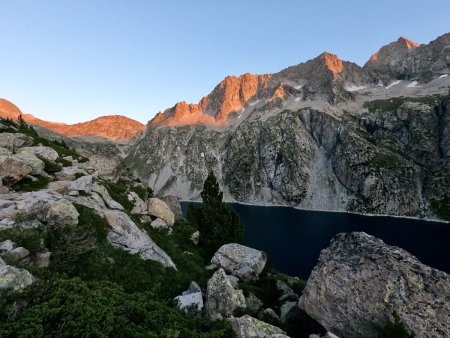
[{"xmin": 181, "ymin": 202, "xmax": 450, "ymax": 279}]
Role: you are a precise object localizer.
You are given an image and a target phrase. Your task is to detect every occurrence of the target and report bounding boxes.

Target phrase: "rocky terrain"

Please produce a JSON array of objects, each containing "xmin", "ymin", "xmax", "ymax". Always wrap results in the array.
[
  {"xmin": 124, "ymin": 32, "xmax": 450, "ymax": 220},
  {"xmin": 0, "ymin": 98, "xmax": 145, "ymax": 142}
]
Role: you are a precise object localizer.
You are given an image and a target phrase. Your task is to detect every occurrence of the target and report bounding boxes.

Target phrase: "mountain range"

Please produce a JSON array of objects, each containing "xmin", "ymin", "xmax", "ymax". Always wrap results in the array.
[{"xmin": 2, "ymin": 33, "xmax": 450, "ymax": 219}]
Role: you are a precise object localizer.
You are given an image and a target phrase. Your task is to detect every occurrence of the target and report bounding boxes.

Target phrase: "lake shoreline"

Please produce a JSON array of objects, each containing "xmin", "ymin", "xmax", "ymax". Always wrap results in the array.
[{"xmin": 180, "ymin": 199, "xmax": 449, "ymax": 225}]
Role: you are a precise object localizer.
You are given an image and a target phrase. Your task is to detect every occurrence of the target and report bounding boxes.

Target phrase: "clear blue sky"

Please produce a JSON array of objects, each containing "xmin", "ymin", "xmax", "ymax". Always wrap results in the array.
[{"xmin": 1, "ymin": 0, "xmax": 449, "ymax": 124}]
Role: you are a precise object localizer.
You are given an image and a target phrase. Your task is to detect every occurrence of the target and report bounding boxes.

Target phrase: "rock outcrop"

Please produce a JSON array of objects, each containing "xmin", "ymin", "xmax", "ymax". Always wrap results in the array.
[
  {"xmin": 205, "ymin": 268, "xmax": 246, "ymax": 320},
  {"xmin": 229, "ymin": 315, "xmax": 288, "ymax": 338},
  {"xmin": 105, "ymin": 210, "xmax": 176, "ymax": 269},
  {"xmin": 299, "ymin": 232, "xmax": 450, "ymax": 338},
  {"xmin": 211, "ymin": 243, "xmax": 267, "ymax": 281}
]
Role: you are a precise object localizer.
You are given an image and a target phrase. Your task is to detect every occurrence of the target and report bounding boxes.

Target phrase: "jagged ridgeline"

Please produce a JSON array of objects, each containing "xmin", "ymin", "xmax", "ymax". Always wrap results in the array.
[{"xmin": 125, "ymin": 33, "xmax": 450, "ymax": 221}]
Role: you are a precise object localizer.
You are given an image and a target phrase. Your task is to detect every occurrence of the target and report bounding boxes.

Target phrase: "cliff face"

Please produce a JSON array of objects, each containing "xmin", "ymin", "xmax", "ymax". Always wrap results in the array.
[
  {"xmin": 125, "ymin": 33, "xmax": 450, "ymax": 219},
  {"xmin": 0, "ymin": 99, "xmax": 144, "ymax": 142}
]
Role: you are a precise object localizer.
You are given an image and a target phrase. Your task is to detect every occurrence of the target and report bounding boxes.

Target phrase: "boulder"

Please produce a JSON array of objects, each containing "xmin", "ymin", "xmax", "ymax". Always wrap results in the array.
[
  {"xmin": 147, "ymin": 198, "xmax": 175, "ymax": 226},
  {"xmin": 13, "ymin": 153, "xmax": 45, "ymax": 175},
  {"xmin": 245, "ymin": 292, "xmax": 264, "ymax": 314},
  {"xmin": 0, "ymin": 147, "xmax": 12, "ymax": 156},
  {"xmin": 47, "ymin": 180, "xmax": 72, "ymax": 193},
  {"xmin": 0, "ymin": 133, "xmax": 33, "ymax": 152},
  {"xmin": 55, "ymin": 166, "xmax": 87, "ymax": 181},
  {"xmin": 69, "ymin": 175, "xmax": 93, "ymax": 193},
  {"xmin": 205, "ymin": 268, "xmax": 246, "ymax": 320},
  {"xmin": 160, "ymin": 195, "xmax": 184, "ymax": 222},
  {"xmin": 174, "ymin": 282, "xmax": 203, "ymax": 313},
  {"xmin": 18, "ymin": 146, "xmax": 59, "ymax": 162},
  {"xmin": 150, "ymin": 218, "xmax": 168, "ymax": 229},
  {"xmin": 260, "ymin": 308, "xmax": 281, "ymax": 325},
  {"xmin": 229, "ymin": 315, "xmax": 288, "ymax": 338},
  {"xmin": 0, "ymin": 265, "xmax": 35, "ymax": 292},
  {"xmin": 4, "ymin": 247, "xmax": 30, "ymax": 264},
  {"xmin": 31, "ymin": 199, "xmax": 79, "ymax": 226},
  {"xmin": 105, "ymin": 210, "xmax": 176, "ymax": 269},
  {"xmin": 299, "ymin": 232, "xmax": 450, "ymax": 338},
  {"xmin": 190, "ymin": 231, "xmax": 199, "ymax": 245},
  {"xmin": 0, "ymin": 256, "xmax": 5, "ymax": 266},
  {"xmin": 211, "ymin": 243, "xmax": 267, "ymax": 280},
  {"xmin": 0, "ymin": 240, "xmax": 16, "ymax": 254},
  {"xmin": 92, "ymin": 183, "xmax": 124, "ymax": 210},
  {"xmin": 129, "ymin": 191, "xmax": 147, "ymax": 215},
  {"xmin": 280, "ymin": 301, "xmax": 301, "ymax": 324},
  {"xmin": 0, "ymin": 155, "xmax": 34, "ymax": 182},
  {"xmin": 34, "ymin": 251, "xmax": 51, "ymax": 268},
  {"xmin": 87, "ymin": 155, "xmax": 120, "ymax": 179}
]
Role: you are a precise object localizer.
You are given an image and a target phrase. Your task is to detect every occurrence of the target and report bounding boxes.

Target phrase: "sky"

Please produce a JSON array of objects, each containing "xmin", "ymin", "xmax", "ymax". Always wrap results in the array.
[{"xmin": 0, "ymin": 0, "xmax": 449, "ymax": 124}]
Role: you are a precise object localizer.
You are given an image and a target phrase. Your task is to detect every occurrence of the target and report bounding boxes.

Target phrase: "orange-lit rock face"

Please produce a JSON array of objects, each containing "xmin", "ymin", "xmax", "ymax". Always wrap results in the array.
[
  {"xmin": 321, "ymin": 52, "xmax": 344, "ymax": 80},
  {"xmin": 271, "ymin": 83, "xmax": 285, "ymax": 100},
  {"xmin": 0, "ymin": 98, "xmax": 144, "ymax": 141},
  {"xmin": 400, "ymin": 37, "xmax": 420, "ymax": 49},
  {"xmin": 151, "ymin": 73, "xmax": 272, "ymax": 126}
]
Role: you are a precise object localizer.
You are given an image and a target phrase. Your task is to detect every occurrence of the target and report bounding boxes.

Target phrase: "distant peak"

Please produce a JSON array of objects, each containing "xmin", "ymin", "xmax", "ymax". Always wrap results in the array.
[
  {"xmin": 397, "ymin": 37, "xmax": 420, "ymax": 49},
  {"xmin": 319, "ymin": 52, "xmax": 344, "ymax": 79}
]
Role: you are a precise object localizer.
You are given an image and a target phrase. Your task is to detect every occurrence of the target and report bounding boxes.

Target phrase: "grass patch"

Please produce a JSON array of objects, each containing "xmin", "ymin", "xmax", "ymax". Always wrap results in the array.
[{"xmin": 42, "ymin": 159, "xmax": 62, "ymax": 174}]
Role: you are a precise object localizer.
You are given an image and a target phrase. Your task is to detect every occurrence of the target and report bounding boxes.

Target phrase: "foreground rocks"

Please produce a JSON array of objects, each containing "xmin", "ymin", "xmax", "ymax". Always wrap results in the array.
[
  {"xmin": 229, "ymin": 315, "xmax": 288, "ymax": 338},
  {"xmin": 299, "ymin": 232, "xmax": 450, "ymax": 338},
  {"xmin": 205, "ymin": 268, "xmax": 246, "ymax": 320},
  {"xmin": 211, "ymin": 243, "xmax": 267, "ymax": 281},
  {"xmin": 105, "ymin": 210, "xmax": 176, "ymax": 269}
]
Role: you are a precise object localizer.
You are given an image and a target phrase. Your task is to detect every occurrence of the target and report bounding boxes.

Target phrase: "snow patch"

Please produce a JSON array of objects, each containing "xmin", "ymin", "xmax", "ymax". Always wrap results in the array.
[
  {"xmin": 407, "ymin": 81, "xmax": 421, "ymax": 88},
  {"xmin": 345, "ymin": 85, "xmax": 366, "ymax": 92},
  {"xmin": 386, "ymin": 80, "xmax": 401, "ymax": 89},
  {"xmin": 294, "ymin": 97, "xmax": 301, "ymax": 103},
  {"xmin": 439, "ymin": 74, "xmax": 448, "ymax": 79},
  {"xmin": 249, "ymin": 100, "xmax": 260, "ymax": 106},
  {"xmin": 294, "ymin": 85, "xmax": 302, "ymax": 90}
]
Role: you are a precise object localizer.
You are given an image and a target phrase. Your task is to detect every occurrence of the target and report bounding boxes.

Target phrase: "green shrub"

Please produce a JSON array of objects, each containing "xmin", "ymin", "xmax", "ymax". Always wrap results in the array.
[
  {"xmin": 378, "ymin": 311, "xmax": 415, "ymax": 338},
  {"xmin": 0, "ymin": 277, "xmax": 233, "ymax": 337},
  {"xmin": 12, "ymin": 175, "xmax": 50, "ymax": 192},
  {"xmin": 101, "ymin": 180, "xmax": 134, "ymax": 211},
  {"xmin": 57, "ymin": 158, "xmax": 73, "ymax": 167},
  {"xmin": 42, "ymin": 159, "xmax": 62, "ymax": 174}
]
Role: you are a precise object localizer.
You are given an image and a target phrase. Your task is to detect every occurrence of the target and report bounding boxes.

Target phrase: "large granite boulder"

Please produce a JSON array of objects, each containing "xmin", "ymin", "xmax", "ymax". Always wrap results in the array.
[
  {"xmin": 30, "ymin": 199, "xmax": 79, "ymax": 226},
  {"xmin": 205, "ymin": 268, "xmax": 246, "ymax": 320},
  {"xmin": 0, "ymin": 133, "xmax": 33, "ymax": 152},
  {"xmin": 0, "ymin": 155, "xmax": 34, "ymax": 182},
  {"xmin": 160, "ymin": 195, "xmax": 184, "ymax": 222},
  {"xmin": 0, "ymin": 265, "xmax": 35, "ymax": 292},
  {"xmin": 18, "ymin": 146, "xmax": 59, "ymax": 162},
  {"xmin": 299, "ymin": 232, "xmax": 450, "ymax": 338},
  {"xmin": 104, "ymin": 210, "xmax": 176, "ymax": 269},
  {"xmin": 69, "ymin": 175, "xmax": 93, "ymax": 193},
  {"xmin": 92, "ymin": 183, "xmax": 124, "ymax": 210},
  {"xmin": 228, "ymin": 315, "xmax": 288, "ymax": 338},
  {"xmin": 13, "ymin": 153, "xmax": 45, "ymax": 175},
  {"xmin": 87, "ymin": 155, "xmax": 120, "ymax": 179},
  {"xmin": 147, "ymin": 198, "xmax": 175, "ymax": 226},
  {"xmin": 211, "ymin": 243, "xmax": 267, "ymax": 280}
]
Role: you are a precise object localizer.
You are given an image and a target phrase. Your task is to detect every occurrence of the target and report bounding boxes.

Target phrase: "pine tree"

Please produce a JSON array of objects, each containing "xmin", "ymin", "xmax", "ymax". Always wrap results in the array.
[{"xmin": 187, "ymin": 171, "xmax": 244, "ymax": 257}]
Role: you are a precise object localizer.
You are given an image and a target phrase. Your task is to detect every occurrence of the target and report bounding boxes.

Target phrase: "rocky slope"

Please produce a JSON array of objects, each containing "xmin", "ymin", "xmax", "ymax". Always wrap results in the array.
[
  {"xmin": 0, "ymin": 98, "xmax": 145, "ymax": 142},
  {"xmin": 126, "ymin": 33, "xmax": 450, "ymax": 219}
]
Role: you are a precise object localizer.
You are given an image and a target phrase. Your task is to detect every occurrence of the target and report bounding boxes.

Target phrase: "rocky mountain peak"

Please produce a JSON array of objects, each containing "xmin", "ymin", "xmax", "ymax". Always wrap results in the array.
[
  {"xmin": 319, "ymin": 52, "xmax": 344, "ymax": 80},
  {"xmin": 0, "ymin": 98, "xmax": 23, "ymax": 119}
]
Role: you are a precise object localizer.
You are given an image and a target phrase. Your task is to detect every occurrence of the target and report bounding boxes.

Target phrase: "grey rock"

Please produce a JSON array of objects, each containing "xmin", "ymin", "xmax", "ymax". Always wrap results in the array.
[
  {"xmin": 245, "ymin": 292, "xmax": 264, "ymax": 314},
  {"xmin": 92, "ymin": 183, "xmax": 124, "ymax": 210},
  {"xmin": 205, "ymin": 268, "xmax": 246, "ymax": 319},
  {"xmin": 229, "ymin": 315, "xmax": 288, "ymax": 338},
  {"xmin": 150, "ymin": 218, "xmax": 168, "ymax": 229},
  {"xmin": 69, "ymin": 175, "xmax": 93, "ymax": 193},
  {"xmin": 190, "ymin": 231, "xmax": 199, "ymax": 245},
  {"xmin": 261, "ymin": 308, "xmax": 281, "ymax": 324},
  {"xmin": 279, "ymin": 293, "xmax": 299, "ymax": 303},
  {"xmin": 276, "ymin": 280, "xmax": 294, "ymax": 295},
  {"xmin": 18, "ymin": 146, "xmax": 59, "ymax": 162},
  {"xmin": 34, "ymin": 251, "xmax": 51, "ymax": 268},
  {"xmin": 13, "ymin": 153, "xmax": 45, "ymax": 175},
  {"xmin": 4, "ymin": 247, "xmax": 30, "ymax": 263},
  {"xmin": 129, "ymin": 191, "xmax": 147, "ymax": 215},
  {"xmin": 0, "ymin": 265, "xmax": 34, "ymax": 292},
  {"xmin": 0, "ymin": 147, "xmax": 12, "ymax": 156},
  {"xmin": 105, "ymin": 210, "xmax": 176, "ymax": 269},
  {"xmin": 0, "ymin": 133, "xmax": 33, "ymax": 152},
  {"xmin": 174, "ymin": 292, "xmax": 203, "ymax": 313},
  {"xmin": 299, "ymin": 232, "xmax": 450, "ymax": 338},
  {"xmin": 147, "ymin": 198, "xmax": 175, "ymax": 226},
  {"xmin": 31, "ymin": 199, "xmax": 79, "ymax": 226},
  {"xmin": 211, "ymin": 243, "xmax": 267, "ymax": 279},
  {"xmin": 87, "ymin": 155, "xmax": 120, "ymax": 179},
  {"xmin": 0, "ymin": 240, "xmax": 16, "ymax": 255},
  {"xmin": 160, "ymin": 195, "xmax": 184, "ymax": 222},
  {"xmin": 280, "ymin": 301, "xmax": 300, "ymax": 324},
  {"xmin": 0, "ymin": 256, "xmax": 5, "ymax": 266},
  {"xmin": 182, "ymin": 281, "xmax": 202, "ymax": 295},
  {"xmin": 47, "ymin": 180, "xmax": 72, "ymax": 193}
]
